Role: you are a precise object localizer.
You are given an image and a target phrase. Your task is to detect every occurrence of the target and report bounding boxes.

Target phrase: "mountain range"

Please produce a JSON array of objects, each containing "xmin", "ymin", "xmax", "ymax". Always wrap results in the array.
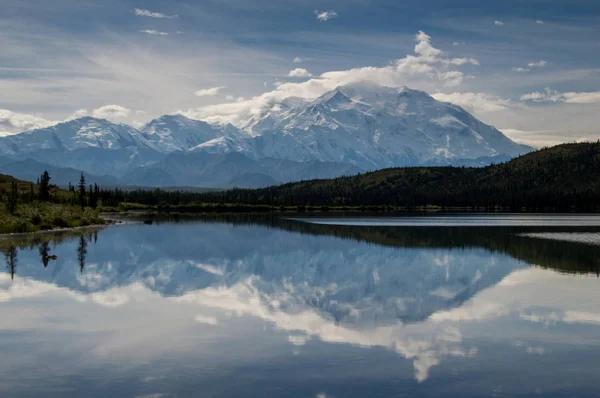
[{"xmin": 0, "ymin": 82, "xmax": 532, "ymax": 188}]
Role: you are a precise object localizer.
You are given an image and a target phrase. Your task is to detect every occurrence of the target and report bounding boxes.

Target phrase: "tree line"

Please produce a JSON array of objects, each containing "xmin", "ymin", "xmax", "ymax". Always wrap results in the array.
[{"xmin": 2, "ymin": 171, "xmax": 101, "ymax": 215}]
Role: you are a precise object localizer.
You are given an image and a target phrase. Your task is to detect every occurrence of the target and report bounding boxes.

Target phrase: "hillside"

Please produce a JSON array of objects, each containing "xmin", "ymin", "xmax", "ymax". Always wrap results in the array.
[
  {"xmin": 0, "ymin": 174, "xmax": 104, "ymax": 234},
  {"xmin": 194, "ymin": 142, "xmax": 600, "ymax": 212}
]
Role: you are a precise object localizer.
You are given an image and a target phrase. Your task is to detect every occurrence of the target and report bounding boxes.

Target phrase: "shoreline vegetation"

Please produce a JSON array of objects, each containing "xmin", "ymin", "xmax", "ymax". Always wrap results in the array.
[
  {"xmin": 0, "ymin": 173, "xmax": 105, "ymax": 234},
  {"xmin": 1, "ymin": 142, "xmax": 599, "ymax": 234}
]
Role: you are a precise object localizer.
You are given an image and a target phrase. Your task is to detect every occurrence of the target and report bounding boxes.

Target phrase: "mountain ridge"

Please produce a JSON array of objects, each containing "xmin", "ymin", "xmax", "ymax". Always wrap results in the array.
[{"xmin": 0, "ymin": 83, "xmax": 532, "ymax": 187}]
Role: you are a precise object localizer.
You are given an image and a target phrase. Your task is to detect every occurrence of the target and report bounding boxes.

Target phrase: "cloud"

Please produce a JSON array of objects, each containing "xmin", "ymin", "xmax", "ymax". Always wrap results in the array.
[
  {"xmin": 521, "ymin": 88, "xmax": 600, "ymax": 104},
  {"xmin": 194, "ymin": 86, "xmax": 227, "ymax": 97},
  {"xmin": 494, "ymin": 20, "xmax": 504, "ymax": 26},
  {"xmin": 293, "ymin": 57, "xmax": 303, "ymax": 64},
  {"xmin": 134, "ymin": 8, "xmax": 178, "ymax": 19},
  {"xmin": 139, "ymin": 30, "xmax": 169, "ymax": 36},
  {"xmin": 500, "ymin": 129, "xmax": 566, "ymax": 148},
  {"xmin": 288, "ymin": 68, "xmax": 312, "ymax": 77},
  {"xmin": 536, "ymin": 20, "xmax": 544, "ymax": 24},
  {"xmin": 194, "ymin": 314, "xmax": 218, "ymax": 325},
  {"xmin": 513, "ymin": 60, "xmax": 547, "ymax": 73},
  {"xmin": 315, "ymin": 10, "xmax": 338, "ymax": 21},
  {"xmin": 225, "ymin": 95, "xmax": 247, "ymax": 103},
  {"xmin": 91, "ymin": 105, "xmax": 131, "ymax": 120},
  {"xmin": 0, "ymin": 109, "xmax": 57, "ymax": 135},
  {"xmin": 66, "ymin": 109, "xmax": 90, "ymax": 120},
  {"xmin": 527, "ymin": 60, "xmax": 548, "ymax": 68},
  {"xmin": 431, "ymin": 92, "xmax": 513, "ymax": 114},
  {"xmin": 182, "ymin": 31, "xmax": 480, "ymax": 125}
]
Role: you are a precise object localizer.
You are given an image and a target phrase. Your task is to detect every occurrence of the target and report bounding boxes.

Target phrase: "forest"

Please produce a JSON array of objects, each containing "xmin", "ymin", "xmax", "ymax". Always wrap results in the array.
[
  {"xmin": 181, "ymin": 142, "xmax": 600, "ymax": 212},
  {"xmin": 1, "ymin": 142, "xmax": 599, "ymax": 229}
]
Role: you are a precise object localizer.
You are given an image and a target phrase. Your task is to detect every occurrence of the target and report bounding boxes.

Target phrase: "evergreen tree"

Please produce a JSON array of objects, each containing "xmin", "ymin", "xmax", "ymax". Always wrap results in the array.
[
  {"xmin": 78, "ymin": 173, "xmax": 87, "ymax": 208},
  {"xmin": 39, "ymin": 171, "xmax": 51, "ymax": 201},
  {"xmin": 4, "ymin": 246, "xmax": 18, "ymax": 280},
  {"xmin": 6, "ymin": 181, "xmax": 18, "ymax": 215}
]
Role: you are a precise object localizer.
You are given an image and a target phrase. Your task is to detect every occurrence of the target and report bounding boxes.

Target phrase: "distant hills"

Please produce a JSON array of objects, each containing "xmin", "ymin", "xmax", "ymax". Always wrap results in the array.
[
  {"xmin": 0, "ymin": 82, "xmax": 531, "ymax": 188},
  {"xmin": 196, "ymin": 142, "xmax": 600, "ymax": 212}
]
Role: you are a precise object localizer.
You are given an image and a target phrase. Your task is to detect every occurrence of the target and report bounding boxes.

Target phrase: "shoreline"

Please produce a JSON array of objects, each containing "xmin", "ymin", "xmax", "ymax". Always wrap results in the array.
[{"xmin": 0, "ymin": 218, "xmax": 126, "ymax": 239}]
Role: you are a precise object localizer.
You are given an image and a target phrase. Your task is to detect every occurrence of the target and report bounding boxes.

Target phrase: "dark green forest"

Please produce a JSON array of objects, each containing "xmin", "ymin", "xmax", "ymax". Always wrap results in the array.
[{"xmin": 180, "ymin": 142, "xmax": 600, "ymax": 212}]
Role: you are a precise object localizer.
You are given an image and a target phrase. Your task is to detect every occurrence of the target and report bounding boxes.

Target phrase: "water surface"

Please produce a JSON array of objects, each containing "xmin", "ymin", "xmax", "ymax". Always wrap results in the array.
[{"xmin": 1, "ymin": 214, "xmax": 600, "ymax": 397}]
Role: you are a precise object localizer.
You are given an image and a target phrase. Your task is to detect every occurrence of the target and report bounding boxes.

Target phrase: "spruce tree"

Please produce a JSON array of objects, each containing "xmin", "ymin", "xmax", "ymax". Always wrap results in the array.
[
  {"xmin": 39, "ymin": 171, "xmax": 51, "ymax": 201},
  {"xmin": 78, "ymin": 173, "xmax": 87, "ymax": 209},
  {"xmin": 6, "ymin": 181, "xmax": 18, "ymax": 215}
]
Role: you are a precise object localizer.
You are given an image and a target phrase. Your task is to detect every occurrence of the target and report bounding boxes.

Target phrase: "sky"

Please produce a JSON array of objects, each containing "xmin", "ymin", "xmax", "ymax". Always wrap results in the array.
[{"xmin": 1, "ymin": 0, "xmax": 600, "ymax": 147}]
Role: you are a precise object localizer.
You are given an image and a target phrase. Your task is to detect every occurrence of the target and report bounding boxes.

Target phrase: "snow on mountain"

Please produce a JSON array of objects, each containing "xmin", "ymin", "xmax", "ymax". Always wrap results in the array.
[
  {"xmin": 0, "ymin": 116, "xmax": 156, "ymax": 155},
  {"xmin": 140, "ymin": 114, "xmax": 248, "ymax": 153},
  {"xmin": 239, "ymin": 82, "xmax": 532, "ymax": 169},
  {"xmin": 0, "ymin": 83, "xmax": 533, "ymax": 186}
]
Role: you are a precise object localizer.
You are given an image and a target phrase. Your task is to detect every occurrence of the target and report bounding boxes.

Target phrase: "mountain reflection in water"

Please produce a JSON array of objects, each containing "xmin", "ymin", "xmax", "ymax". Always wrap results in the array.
[{"xmin": 0, "ymin": 214, "xmax": 599, "ymax": 397}]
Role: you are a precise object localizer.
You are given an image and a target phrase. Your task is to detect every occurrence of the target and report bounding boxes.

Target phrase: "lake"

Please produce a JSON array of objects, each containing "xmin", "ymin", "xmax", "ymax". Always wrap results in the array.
[{"xmin": 1, "ymin": 214, "xmax": 600, "ymax": 397}]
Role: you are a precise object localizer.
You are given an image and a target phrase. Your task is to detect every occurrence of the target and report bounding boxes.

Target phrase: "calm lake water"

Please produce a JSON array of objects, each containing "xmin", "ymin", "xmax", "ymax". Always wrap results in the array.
[{"xmin": 1, "ymin": 214, "xmax": 600, "ymax": 397}]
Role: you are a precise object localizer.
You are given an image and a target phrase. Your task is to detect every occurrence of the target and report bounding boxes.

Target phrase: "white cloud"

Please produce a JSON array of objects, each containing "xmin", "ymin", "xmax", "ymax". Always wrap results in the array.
[
  {"xmin": 521, "ymin": 88, "xmax": 600, "ymax": 104},
  {"xmin": 528, "ymin": 60, "xmax": 548, "ymax": 68},
  {"xmin": 91, "ymin": 105, "xmax": 131, "ymax": 120},
  {"xmin": 139, "ymin": 30, "xmax": 169, "ymax": 36},
  {"xmin": 514, "ymin": 60, "xmax": 547, "ymax": 73},
  {"xmin": 0, "ymin": 109, "xmax": 57, "ymax": 135},
  {"xmin": 194, "ymin": 314, "xmax": 218, "ymax": 325},
  {"xmin": 536, "ymin": 20, "xmax": 544, "ymax": 24},
  {"xmin": 134, "ymin": 8, "xmax": 178, "ymax": 19},
  {"xmin": 315, "ymin": 10, "xmax": 338, "ymax": 21},
  {"xmin": 66, "ymin": 109, "xmax": 90, "ymax": 120},
  {"xmin": 500, "ymin": 129, "xmax": 566, "ymax": 148},
  {"xmin": 194, "ymin": 86, "xmax": 227, "ymax": 97},
  {"xmin": 293, "ymin": 57, "xmax": 303, "ymax": 63},
  {"xmin": 431, "ymin": 92, "xmax": 513, "ymax": 113},
  {"xmin": 452, "ymin": 41, "xmax": 465, "ymax": 47},
  {"xmin": 494, "ymin": 20, "xmax": 504, "ymax": 26},
  {"xmin": 182, "ymin": 31, "xmax": 480, "ymax": 125},
  {"xmin": 288, "ymin": 68, "xmax": 312, "ymax": 77}
]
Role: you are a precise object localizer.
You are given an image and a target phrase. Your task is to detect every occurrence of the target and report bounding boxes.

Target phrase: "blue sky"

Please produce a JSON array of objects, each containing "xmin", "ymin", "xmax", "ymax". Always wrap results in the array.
[{"xmin": 1, "ymin": 0, "xmax": 600, "ymax": 146}]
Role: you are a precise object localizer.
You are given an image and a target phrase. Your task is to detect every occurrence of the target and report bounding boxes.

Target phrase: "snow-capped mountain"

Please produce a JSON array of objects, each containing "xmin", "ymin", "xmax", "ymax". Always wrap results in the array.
[
  {"xmin": 238, "ymin": 82, "xmax": 531, "ymax": 169},
  {"xmin": 0, "ymin": 116, "xmax": 155, "ymax": 154},
  {"xmin": 0, "ymin": 83, "xmax": 532, "ymax": 187},
  {"xmin": 140, "ymin": 114, "xmax": 249, "ymax": 153}
]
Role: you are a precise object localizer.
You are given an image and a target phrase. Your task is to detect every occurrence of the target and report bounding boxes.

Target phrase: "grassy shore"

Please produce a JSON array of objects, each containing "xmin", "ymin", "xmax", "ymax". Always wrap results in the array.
[{"xmin": 0, "ymin": 202, "xmax": 105, "ymax": 234}]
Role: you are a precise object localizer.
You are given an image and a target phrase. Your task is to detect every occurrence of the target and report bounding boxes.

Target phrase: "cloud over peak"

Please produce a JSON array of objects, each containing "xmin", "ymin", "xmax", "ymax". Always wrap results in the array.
[
  {"xmin": 134, "ymin": 8, "xmax": 178, "ymax": 19},
  {"xmin": 315, "ymin": 10, "xmax": 338, "ymax": 21},
  {"xmin": 432, "ymin": 92, "xmax": 514, "ymax": 114},
  {"xmin": 91, "ymin": 105, "xmax": 131, "ymax": 121},
  {"xmin": 288, "ymin": 68, "xmax": 312, "ymax": 77},
  {"xmin": 195, "ymin": 86, "xmax": 227, "ymax": 97},
  {"xmin": 0, "ymin": 109, "xmax": 57, "ymax": 135},
  {"xmin": 181, "ymin": 31, "xmax": 480, "ymax": 125}
]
